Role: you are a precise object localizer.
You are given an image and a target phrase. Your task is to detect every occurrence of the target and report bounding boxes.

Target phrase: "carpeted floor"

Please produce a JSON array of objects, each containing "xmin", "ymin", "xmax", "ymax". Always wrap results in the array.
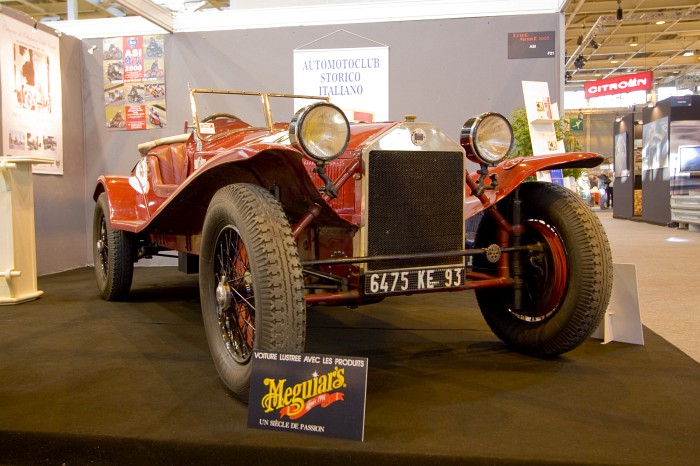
[{"xmin": 0, "ymin": 267, "xmax": 698, "ymax": 465}]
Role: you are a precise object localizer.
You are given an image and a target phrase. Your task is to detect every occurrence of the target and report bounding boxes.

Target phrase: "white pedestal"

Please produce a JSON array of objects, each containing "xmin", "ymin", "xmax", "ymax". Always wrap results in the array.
[{"xmin": 0, "ymin": 157, "xmax": 53, "ymax": 305}]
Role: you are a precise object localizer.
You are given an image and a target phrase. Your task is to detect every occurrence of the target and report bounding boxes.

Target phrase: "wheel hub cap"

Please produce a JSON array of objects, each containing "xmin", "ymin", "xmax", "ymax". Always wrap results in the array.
[{"xmin": 216, "ymin": 276, "xmax": 232, "ymax": 310}]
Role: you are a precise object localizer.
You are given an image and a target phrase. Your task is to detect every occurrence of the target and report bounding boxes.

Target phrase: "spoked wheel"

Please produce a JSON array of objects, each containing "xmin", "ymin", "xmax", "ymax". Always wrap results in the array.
[
  {"xmin": 199, "ymin": 184, "xmax": 305, "ymax": 400},
  {"xmin": 213, "ymin": 226, "xmax": 256, "ymax": 364},
  {"xmin": 93, "ymin": 193, "xmax": 134, "ymax": 301},
  {"xmin": 473, "ymin": 182, "xmax": 613, "ymax": 356}
]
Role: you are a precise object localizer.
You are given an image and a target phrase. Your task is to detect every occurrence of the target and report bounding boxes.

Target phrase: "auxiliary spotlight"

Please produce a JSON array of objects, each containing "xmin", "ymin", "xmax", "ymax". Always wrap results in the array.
[
  {"xmin": 591, "ymin": 39, "xmax": 600, "ymax": 49},
  {"xmin": 574, "ymin": 55, "xmax": 587, "ymax": 70}
]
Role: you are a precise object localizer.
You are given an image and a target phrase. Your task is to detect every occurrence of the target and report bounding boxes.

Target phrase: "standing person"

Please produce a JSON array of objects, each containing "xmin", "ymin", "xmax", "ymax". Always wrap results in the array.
[
  {"xmin": 588, "ymin": 175, "xmax": 598, "ymax": 206},
  {"xmin": 606, "ymin": 172, "xmax": 614, "ymax": 208},
  {"xmin": 598, "ymin": 172, "xmax": 610, "ymax": 209}
]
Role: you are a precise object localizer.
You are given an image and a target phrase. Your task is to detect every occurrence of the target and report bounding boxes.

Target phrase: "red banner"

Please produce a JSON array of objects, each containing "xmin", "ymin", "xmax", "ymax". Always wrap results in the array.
[{"xmin": 584, "ymin": 71, "xmax": 653, "ymax": 99}]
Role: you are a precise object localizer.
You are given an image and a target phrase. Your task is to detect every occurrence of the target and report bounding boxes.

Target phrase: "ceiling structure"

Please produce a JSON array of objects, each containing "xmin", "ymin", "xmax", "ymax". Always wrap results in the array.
[
  {"xmin": 563, "ymin": 0, "xmax": 700, "ymax": 94},
  {"xmin": 0, "ymin": 0, "xmax": 229, "ymax": 21},
  {"xmin": 1, "ymin": 1, "xmax": 698, "ymax": 94}
]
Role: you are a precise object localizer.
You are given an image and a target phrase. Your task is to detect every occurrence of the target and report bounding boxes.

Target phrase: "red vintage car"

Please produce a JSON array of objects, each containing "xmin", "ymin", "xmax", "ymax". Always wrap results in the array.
[{"xmin": 93, "ymin": 88, "xmax": 612, "ymax": 400}]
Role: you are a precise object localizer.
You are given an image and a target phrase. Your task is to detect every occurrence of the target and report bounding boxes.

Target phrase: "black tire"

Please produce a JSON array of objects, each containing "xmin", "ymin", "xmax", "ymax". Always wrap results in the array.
[
  {"xmin": 93, "ymin": 193, "xmax": 134, "ymax": 301},
  {"xmin": 199, "ymin": 184, "xmax": 306, "ymax": 400},
  {"xmin": 474, "ymin": 182, "xmax": 612, "ymax": 356}
]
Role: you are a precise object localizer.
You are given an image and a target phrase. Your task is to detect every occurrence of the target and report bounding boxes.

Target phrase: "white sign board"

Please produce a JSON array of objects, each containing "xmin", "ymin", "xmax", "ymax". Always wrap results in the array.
[{"xmin": 294, "ymin": 47, "xmax": 389, "ymax": 123}]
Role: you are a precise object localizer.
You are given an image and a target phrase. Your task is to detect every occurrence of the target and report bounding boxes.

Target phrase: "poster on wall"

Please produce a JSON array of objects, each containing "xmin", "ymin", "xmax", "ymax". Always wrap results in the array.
[
  {"xmin": 641, "ymin": 117, "xmax": 668, "ymax": 171},
  {"xmin": 293, "ymin": 45, "xmax": 388, "ymax": 123},
  {"xmin": 0, "ymin": 15, "xmax": 64, "ymax": 174},
  {"xmin": 614, "ymin": 132, "xmax": 628, "ymax": 177},
  {"xmin": 103, "ymin": 35, "xmax": 166, "ymax": 130}
]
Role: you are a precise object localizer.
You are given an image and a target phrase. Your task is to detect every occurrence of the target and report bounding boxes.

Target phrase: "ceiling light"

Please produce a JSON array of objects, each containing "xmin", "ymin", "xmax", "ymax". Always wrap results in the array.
[
  {"xmin": 608, "ymin": 56, "xmax": 619, "ymax": 64},
  {"xmin": 617, "ymin": 0, "xmax": 623, "ymax": 21},
  {"xmin": 577, "ymin": 23, "xmax": 584, "ymax": 46},
  {"xmin": 683, "ymin": 50, "xmax": 695, "ymax": 57},
  {"xmin": 629, "ymin": 37, "xmax": 638, "ymax": 47},
  {"xmin": 656, "ymin": 20, "xmax": 666, "ymax": 25},
  {"xmin": 574, "ymin": 55, "xmax": 587, "ymax": 70},
  {"xmin": 591, "ymin": 39, "xmax": 600, "ymax": 49}
]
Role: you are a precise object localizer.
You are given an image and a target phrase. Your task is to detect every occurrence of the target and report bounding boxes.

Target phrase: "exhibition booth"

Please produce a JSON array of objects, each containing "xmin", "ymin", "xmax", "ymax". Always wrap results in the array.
[
  {"xmin": 1, "ymin": 3, "xmax": 699, "ymax": 465},
  {"xmin": 613, "ymin": 95, "xmax": 700, "ymax": 228}
]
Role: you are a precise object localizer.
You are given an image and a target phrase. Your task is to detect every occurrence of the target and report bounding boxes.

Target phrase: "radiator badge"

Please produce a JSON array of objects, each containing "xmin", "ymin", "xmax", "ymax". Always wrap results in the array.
[{"xmin": 411, "ymin": 128, "xmax": 426, "ymax": 146}]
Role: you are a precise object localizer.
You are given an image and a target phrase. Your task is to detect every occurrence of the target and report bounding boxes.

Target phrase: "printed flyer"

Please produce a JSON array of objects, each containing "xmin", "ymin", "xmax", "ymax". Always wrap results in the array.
[
  {"xmin": 248, "ymin": 351, "xmax": 368, "ymax": 441},
  {"xmin": 103, "ymin": 34, "xmax": 166, "ymax": 131}
]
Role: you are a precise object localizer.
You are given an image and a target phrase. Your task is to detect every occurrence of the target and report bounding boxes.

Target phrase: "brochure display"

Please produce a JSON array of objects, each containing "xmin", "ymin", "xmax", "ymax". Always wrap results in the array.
[
  {"xmin": 521, "ymin": 81, "xmax": 564, "ymax": 156},
  {"xmin": 521, "ymin": 81, "xmax": 566, "ymax": 185},
  {"xmin": 0, "ymin": 157, "xmax": 52, "ymax": 304}
]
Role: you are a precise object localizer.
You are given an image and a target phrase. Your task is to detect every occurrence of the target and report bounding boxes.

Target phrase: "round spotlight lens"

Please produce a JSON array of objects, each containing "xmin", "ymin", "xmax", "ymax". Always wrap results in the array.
[
  {"xmin": 290, "ymin": 103, "xmax": 350, "ymax": 163},
  {"xmin": 460, "ymin": 112, "xmax": 513, "ymax": 165}
]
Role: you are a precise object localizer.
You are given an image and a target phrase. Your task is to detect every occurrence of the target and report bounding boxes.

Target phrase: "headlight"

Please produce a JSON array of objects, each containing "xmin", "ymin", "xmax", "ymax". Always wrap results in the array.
[
  {"xmin": 460, "ymin": 112, "xmax": 513, "ymax": 166},
  {"xmin": 289, "ymin": 102, "xmax": 350, "ymax": 163}
]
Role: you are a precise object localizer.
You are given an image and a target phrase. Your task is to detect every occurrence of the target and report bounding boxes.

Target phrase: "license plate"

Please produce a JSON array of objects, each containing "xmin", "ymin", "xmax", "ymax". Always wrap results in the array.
[{"xmin": 364, "ymin": 267, "xmax": 465, "ymax": 295}]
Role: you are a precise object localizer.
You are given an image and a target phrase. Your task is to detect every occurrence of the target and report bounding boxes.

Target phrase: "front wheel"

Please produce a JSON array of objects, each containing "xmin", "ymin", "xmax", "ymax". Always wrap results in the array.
[
  {"xmin": 93, "ymin": 193, "xmax": 134, "ymax": 300},
  {"xmin": 474, "ymin": 182, "xmax": 613, "ymax": 356},
  {"xmin": 199, "ymin": 184, "xmax": 306, "ymax": 400}
]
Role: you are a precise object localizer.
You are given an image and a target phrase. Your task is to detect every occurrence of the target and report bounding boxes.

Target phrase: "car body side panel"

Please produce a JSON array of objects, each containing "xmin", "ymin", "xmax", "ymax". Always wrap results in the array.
[{"xmin": 95, "ymin": 144, "xmax": 358, "ymax": 235}]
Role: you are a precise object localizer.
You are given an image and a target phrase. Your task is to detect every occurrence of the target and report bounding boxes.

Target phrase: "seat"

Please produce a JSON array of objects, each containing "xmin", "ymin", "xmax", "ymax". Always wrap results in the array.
[{"xmin": 146, "ymin": 142, "xmax": 190, "ymax": 197}]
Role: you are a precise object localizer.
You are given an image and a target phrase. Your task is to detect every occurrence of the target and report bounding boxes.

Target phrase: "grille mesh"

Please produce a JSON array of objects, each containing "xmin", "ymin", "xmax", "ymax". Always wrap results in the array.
[{"xmin": 367, "ymin": 150, "xmax": 464, "ymax": 270}]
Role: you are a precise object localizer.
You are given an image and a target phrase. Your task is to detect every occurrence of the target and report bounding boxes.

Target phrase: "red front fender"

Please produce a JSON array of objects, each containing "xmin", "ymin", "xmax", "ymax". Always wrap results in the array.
[{"xmin": 465, "ymin": 152, "xmax": 604, "ymax": 218}]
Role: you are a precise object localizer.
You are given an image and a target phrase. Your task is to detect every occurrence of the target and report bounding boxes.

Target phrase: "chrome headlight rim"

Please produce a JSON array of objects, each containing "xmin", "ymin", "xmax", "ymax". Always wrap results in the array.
[
  {"xmin": 289, "ymin": 102, "xmax": 350, "ymax": 163},
  {"xmin": 460, "ymin": 112, "xmax": 513, "ymax": 166}
]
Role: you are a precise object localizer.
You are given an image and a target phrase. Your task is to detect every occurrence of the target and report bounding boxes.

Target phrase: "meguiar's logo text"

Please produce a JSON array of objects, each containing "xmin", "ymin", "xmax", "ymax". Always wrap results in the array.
[{"xmin": 261, "ymin": 366, "xmax": 345, "ymax": 419}]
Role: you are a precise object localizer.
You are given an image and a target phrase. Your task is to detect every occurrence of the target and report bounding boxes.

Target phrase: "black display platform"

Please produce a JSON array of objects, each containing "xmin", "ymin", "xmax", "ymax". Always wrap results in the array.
[{"xmin": 1, "ymin": 267, "xmax": 698, "ymax": 465}]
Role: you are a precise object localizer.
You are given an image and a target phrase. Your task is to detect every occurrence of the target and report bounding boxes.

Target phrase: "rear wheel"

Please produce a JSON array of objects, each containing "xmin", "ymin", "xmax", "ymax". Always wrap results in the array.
[
  {"xmin": 199, "ymin": 184, "xmax": 305, "ymax": 400},
  {"xmin": 93, "ymin": 193, "xmax": 134, "ymax": 301},
  {"xmin": 474, "ymin": 182, "xmax": 612, "ymax": 356}
]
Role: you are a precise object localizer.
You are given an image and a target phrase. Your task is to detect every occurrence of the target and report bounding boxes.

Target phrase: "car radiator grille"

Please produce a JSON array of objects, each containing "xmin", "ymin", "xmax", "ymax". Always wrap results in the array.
[{"xmin": 367, "ymin": 150, "xmax": 465, "ymax": 271}]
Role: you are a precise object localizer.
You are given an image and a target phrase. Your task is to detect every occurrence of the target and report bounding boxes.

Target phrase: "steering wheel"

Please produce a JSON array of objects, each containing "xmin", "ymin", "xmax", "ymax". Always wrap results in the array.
[{"xmin": 201, "ymin": 112, "xmax": 240, "ymax": 123}]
